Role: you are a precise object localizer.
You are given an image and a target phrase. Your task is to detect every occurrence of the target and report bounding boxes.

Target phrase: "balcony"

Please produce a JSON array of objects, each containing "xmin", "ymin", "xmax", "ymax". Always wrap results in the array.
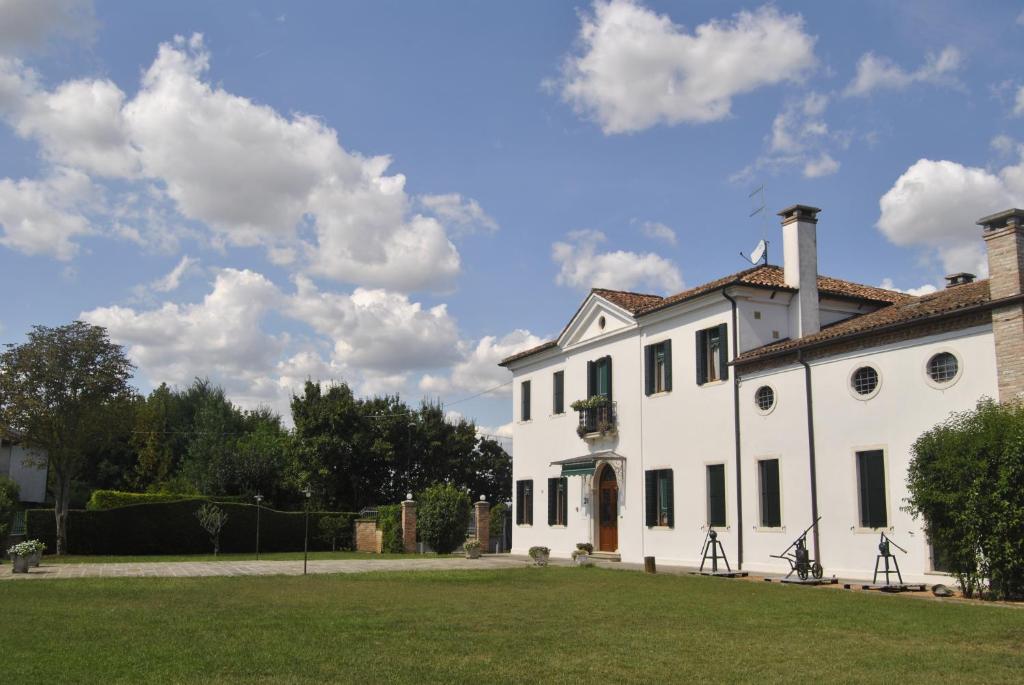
[{"xmin": 576, "ymin": 401, "xmax": 617, "ymax": 439}]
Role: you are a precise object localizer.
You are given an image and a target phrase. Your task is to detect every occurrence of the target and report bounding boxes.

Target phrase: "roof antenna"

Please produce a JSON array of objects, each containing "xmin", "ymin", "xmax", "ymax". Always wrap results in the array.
[{"xmin": 740, "ymin": 184, "xmax": 769, "ymax": 266}]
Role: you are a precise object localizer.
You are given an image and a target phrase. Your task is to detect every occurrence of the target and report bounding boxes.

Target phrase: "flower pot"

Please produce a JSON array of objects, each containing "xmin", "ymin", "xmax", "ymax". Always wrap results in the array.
[
  {"xmin": 11, "ymin": 554, "xmax": 29, "ymax": 574},
  {"xmin": 28, "ymin": 550, "xmax": 42, "ymax": 567},
  {"xmin": 465, "ymin": 547, "xmax": 482, "ymax": 559},
  {"xmin": 532, "ymin": 551, "xmax": 550, "ymax": 567},
  {"xmin": 573, "ymin": 553, "xmax": 591, "ymax": 567}
]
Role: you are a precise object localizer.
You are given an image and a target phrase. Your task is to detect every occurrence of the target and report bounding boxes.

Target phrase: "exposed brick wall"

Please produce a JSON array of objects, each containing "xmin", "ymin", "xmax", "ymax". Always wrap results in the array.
[
  {"xmin": 992, "ymin": 303, "xmax": 1024, "ymax": 402},
  {"xmin": 473, "ymin": 501, "xmax": 490, "ymax": 551},
  {"xmin": 984, "ymin": 225, "xmax": 1024, "ymax": 300},
  {"xmin": 983, "ymin": 222, "xmax": 1024, "ymax": 401},
  {"xmin": 400, "ymin": 500, "xmax": 417, "ymax": 553},
  {"xmin": 354, "ymin": 519, "xmax": 382, "ymax": 553}
]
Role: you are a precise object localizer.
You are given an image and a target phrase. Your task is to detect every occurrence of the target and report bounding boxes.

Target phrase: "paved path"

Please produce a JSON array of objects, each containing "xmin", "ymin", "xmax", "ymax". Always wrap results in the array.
[{"xmin": 1, "ymin": 555, "xmax": 546, "ymax": 581}]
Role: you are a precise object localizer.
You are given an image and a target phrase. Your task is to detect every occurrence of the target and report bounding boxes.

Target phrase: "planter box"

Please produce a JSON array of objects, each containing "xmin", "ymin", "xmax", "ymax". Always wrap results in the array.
[
  {"xmin": 11, "ymin": 554, "xmax": 29, "ymax": 574},
  {"xmin": 573, "ymin": 553, "xmax": 592, "ymax": 567},
  {"xmin": 465, "ymin": 547, "xmax": 482, "ymax": 559},
  {"xmin": 28, "ymin": 550, "xmax": 41, "ymax": 567},
  {"xmin": 531, "ymin": 551, "xmax": 550, "ymax": 567}
]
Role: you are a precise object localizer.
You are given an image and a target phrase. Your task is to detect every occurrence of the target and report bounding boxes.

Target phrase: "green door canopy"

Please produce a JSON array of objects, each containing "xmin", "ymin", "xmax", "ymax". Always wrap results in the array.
[{"xmin": 551, "ymin": 451, "xmax": 625, "ymax": 477}]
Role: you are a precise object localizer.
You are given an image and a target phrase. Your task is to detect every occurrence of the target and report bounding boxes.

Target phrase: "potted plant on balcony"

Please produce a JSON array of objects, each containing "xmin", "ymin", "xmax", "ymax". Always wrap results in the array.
[
  {"xmin": 571, "ymin": 396, "xmax": 611, "ymax": 437},
  {"xmin": 7, "ymin": 541, "xmax": 32, "ymax": 574},
  {"xmin": 464, "ymin": 539, "xmax": 482, "ymax": 559},
  {"xmin": 528, "ymin": 546, "xmax": 550, "ymax": 566},
  {"xmin": 571, "ymin": 542, "xmax": 594, "ymax": 566}
]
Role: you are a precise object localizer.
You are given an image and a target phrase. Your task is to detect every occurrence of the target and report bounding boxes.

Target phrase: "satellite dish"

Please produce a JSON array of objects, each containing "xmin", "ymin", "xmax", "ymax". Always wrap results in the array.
[{"xmin": 749, "ymin": 239, "xmax": 767, "ymax": 265}]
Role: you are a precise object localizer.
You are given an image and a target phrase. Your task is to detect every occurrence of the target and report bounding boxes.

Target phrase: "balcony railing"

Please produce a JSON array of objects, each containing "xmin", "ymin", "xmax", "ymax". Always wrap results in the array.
[{"xmin": 577, "ymin": 401, "xmax": 617, "ymax": 438}]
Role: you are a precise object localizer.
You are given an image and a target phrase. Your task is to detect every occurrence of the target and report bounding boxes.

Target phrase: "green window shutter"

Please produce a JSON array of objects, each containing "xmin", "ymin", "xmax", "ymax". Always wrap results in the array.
[
  {"xmin": 644, "ymin": 344, "xmax": 655, "ymax": 396},
  {"xmin": 645, "ymin": 470, "xmax": 657, "ymax": 527},
  {"xmin": 521, "ymin": 381, "xmax": 531, "ymax": 421},
  {"xmin": 587, "ymin": 360, "xmax": 595, "ymax": 397},
  {"xmin": 708, "ymin": 464, "xmax": 726, "ymax": 527},
  {"xmin": 559, "ymin": 478, "xmax": 568, "ymax": 525},
  {"xmin": 664, "ymin": 339, "xmax": 673, "ymax": 392},
  {"xmin": 516, "ymin": 481, "xmax": 524, "ymax": 525},
  {"xmin": 605, "ymin": 356, "xmax": 613, "ymax": 402},
  {"xmin": 525, "ymin": 480, "xmax": 533, "ymax": 525},
  {"xmin": 664, "ymin": 470, "xmax": 675, "ymax": 527},
  {"xmin": 718, "ymin": 323, "xmax": 729, "ymax": 381},
  {"xmin": 548, "ymin": 478, "xmax": 557, "ymax": 526},
  {"xmin": 553, "ymin": 371, "xmax": 564, "ymax": 414},
  {"xmin": 695, "ymin": 330, "xmax": 707, "ymax": 385}
]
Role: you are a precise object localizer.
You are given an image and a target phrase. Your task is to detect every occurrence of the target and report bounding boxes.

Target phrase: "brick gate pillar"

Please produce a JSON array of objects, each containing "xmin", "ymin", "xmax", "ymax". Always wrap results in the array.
[
  {"xmin": 474, "ymin": 497, "xmax": 490, "ymax": 552},
  {"xmin": 400, "ymin": 496, "xmax": 417, "ymax": 553}
]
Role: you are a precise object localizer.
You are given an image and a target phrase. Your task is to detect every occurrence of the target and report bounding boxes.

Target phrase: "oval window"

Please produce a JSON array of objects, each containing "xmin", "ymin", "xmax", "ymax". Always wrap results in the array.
[
  {"xmin": 851, "ymin": 366, "xmax": 879, "ymax": 396},
  {"xmin": 755, "ymin": 385, "xmax": 775, "ymax": 412}
]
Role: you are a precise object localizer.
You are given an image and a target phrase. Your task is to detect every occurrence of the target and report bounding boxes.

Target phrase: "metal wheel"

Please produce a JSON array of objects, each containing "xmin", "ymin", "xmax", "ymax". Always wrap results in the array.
[
  {"xmin": 797, "ymin": 565, "xmax": 809, "ymax": 581},
  {"xmin": 811, "ymin": 562, "xmax": 823, "ymax": 579}
]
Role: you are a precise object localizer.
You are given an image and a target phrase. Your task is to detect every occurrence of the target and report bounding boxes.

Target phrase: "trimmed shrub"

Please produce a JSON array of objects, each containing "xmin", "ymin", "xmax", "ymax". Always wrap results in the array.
[
  {"xmin": 86, "ymin": 490, "xmax": 249, "ymax": 511},
  {"xmin": 417, "ymin": 483, "xmax": 470, "ymax": 555},
  {"xmin": 25, "ymin": 501, "xmax": 357, "ymax": 555},
  {"xmin": 378, "ymin": 504, "xmax": 404, "ymax": 553}
]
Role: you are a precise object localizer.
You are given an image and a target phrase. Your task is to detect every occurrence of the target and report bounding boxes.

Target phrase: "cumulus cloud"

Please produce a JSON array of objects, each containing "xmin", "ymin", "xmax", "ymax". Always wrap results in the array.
[
  {"xmin": 803, "ymin": 153, "xmax": 839, "ymax": 178},
  {"xmin": 0, "ymin": 167, "xmax": 95, "ymax": 259},
  {"xmin": 640, "ymin": 220, "xmax": 676, "ymax": 245},
  {"xmin": 419, "ymin": 193, "xmax": 499, "ymax": 235},
  {"xmin": 844, "ymin": 46, "xmax": 962, "ymax": 97},
  {"xmin": 877, "ymin": 158, "xmax": 1024, "ymax": 274},
  {"xmin": 151, "ymin": 255, "xmax": 198, "ymax": 293},
  {"xmin": 0, "ymin": 0, "xmax": 95, "ymax": 54},
  {"xmin": 557, "ymin": 1, "xmax": 816, "ymax": 134},
  {"xmin": 552, "ymin": 229, "xmax": 682, "ymax": 293},
  {"xmin": 1014, "ymin": 86, "xmax": 1024, "ymax": 117},
  {"xmin": 878, "ymin": 278, "xmax": 938, "ymax": 297},
  {"xmin": 420, "ymin": 329, "xmax": 545, "ymax": 396},
  {"xmin": 286, "ymin": 275, "xmax": 462, "ymax": 373}
]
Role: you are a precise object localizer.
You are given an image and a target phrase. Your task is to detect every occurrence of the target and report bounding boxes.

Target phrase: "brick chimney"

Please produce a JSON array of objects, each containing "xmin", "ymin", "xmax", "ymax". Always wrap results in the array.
[
  {"xmin": 778, "ymin": 204, "xmax": 822, "ymax": 338},
  {"xmin": 978, "ymin": 208, "xmax": 1024, "ymax": 402}
]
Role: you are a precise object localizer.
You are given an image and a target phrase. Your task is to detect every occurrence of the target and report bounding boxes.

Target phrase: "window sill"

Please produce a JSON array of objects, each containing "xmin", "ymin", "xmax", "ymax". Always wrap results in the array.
[
  {"xmin": 517, "ymin": 524, "xmax": 533, "ymax": 528},
  {"xmin": 548, "ymin": 524, "xmax": 567, "ymax": 529},
  {"xmin": 549, "ymin": 412, "xmax": 566, "ymax": 418},
  {"xmin": 699, "ymin": 380, "xmax": 728, "ymax": 388},
  {"xmin": 753, "ymin": 525, "xmax": 786, "ymax": 533},
  {"xmin": 706, "ymin": 525, "xmax": 731, "ymax": 531},
  {"xmin": 646, "ymin": 525, "xmax": 674, "ymax": 531},
  {"xmin": 646, "ymin": 390, "xmax": 672, "ymax": 399},
  {"xmin": 851, "ymin": 525, "xmax": 891, "ymax": 534},
  {"xmin": 517, "ymin": 419, "xmax": 532, "ymax": 425}
]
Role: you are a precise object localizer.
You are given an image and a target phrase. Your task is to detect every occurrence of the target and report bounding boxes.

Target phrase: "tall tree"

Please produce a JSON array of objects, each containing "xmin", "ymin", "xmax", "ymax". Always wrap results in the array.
[{"xmin": 0, "ymin": 322, "xmax": 135, "ymax": 554}]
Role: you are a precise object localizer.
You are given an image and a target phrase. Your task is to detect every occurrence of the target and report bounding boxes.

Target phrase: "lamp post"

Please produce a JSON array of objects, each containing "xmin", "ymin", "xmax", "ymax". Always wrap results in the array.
[
  {"xmin": 254, "ymin": 493, "xmax": 264, "ymax": 560},
  {"xmin": 302, "ymin": 486, "xmax": 311, "ymax": 575}
]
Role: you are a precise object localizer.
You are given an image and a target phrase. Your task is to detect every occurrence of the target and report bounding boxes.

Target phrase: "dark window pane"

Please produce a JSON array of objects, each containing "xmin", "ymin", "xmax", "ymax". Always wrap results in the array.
[
  {"xmin": 758, "ymin": 459, "xmax": 781, "ymax": 527},
  {"xmin": 857, "ymin": 451, "xmax": 887, "ymax": 527},
  {"xmin": 707, "ymin": 464, "xmax": 726, "ymax": 527}
]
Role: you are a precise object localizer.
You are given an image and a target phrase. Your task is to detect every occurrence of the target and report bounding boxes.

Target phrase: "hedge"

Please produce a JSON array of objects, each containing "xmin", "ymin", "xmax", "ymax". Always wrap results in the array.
[
  {"xmin": 86, "ymin": 490, "xmax": 250, "ymax": 511},
  {"xmin": 26, "ymin": 500, "xmax": 358, "ymax": 555}
]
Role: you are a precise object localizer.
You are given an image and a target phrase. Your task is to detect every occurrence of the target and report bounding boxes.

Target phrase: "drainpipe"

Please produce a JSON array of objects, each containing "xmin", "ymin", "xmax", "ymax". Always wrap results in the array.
[
  {"xmin": 722, "ymin": 290, "xmax": 743, "ymax": 569},
  {"xmin": 797, "ymin": 350, "xmax": 821, "ymax": 563}
]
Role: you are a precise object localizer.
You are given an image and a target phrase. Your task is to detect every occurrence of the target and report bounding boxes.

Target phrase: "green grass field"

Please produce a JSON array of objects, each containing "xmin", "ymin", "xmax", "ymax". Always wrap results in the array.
[
  {"xmin": 27, "ymin": 550, "xmax": 452, "ymax": 564},
  {"xmin": 2, "ymin": 567, "xmax": 1021, "ymax": 683}
]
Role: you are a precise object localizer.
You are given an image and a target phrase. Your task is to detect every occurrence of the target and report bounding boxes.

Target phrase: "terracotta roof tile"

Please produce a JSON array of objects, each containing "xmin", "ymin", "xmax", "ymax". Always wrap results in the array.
[
  {"xmin": 735, "ymin": 279, "xmax": 992, "ymax": 363},
  {"xmin": 498, "ymin": 339, "xmax": 558, "ymax": 367},
  {"xmin": 590, "ymin": 288, "xmax": 664, "ymax": 314}
]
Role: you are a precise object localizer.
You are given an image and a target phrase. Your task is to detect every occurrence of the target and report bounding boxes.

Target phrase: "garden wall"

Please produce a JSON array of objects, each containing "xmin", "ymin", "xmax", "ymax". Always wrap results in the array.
[{"xmin": 25, "ymin": 500, "xmax": 357, "ymax": 555}]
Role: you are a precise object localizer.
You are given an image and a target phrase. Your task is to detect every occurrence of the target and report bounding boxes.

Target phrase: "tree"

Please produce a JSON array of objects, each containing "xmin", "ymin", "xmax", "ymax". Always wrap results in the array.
[
  {"xmin": 195, "ymin": 503, "xmax": 229, "ymax": 556},
  {"xmin": 0, "ymin": 476, "xmax": 19, "ymax": 540},
  {"xmin": 417, "ymin": 483, "xmax": 471, "ymax": 554},
  {"xmin": 906, "ymin": 399, "xmax": 1024, "ymax": 599},
  {"xmin": 0, "ymin": 322, "xmax": 135, "ymax": 554}
]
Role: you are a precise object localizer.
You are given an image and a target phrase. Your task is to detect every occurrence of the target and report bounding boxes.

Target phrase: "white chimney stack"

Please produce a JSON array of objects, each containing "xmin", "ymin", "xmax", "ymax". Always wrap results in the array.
[{"xmin": 778, "ymin": 204, "xmax": 821, "ymax": 338}]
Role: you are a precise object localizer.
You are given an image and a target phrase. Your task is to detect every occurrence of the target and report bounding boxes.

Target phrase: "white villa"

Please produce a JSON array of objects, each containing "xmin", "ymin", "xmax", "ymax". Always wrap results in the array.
[
  {"xmin": 1, "ymin": 438, "xmax": 48, "ymax": 504},
  {"xmin": 500, "ymin": 204, "xmax": 1024, "ymax": 582}
]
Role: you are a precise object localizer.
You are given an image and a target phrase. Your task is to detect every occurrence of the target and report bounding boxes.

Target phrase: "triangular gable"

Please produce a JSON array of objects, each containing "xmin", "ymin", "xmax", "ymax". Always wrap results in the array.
[{"xmin": 557, "ymin": 292, "xmax": 638, "ymax": 349}]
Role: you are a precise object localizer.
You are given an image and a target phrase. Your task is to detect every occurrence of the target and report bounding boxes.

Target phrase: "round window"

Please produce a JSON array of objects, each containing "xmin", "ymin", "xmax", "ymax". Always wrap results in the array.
[
  {"xmin": 927, "ymin": 352, "xmax": 959, "ymax": 384},
  {"xmin": 755, "ymin": 385, "xmax": 775, "ymax": 412},
  {"xmin": 851, "ymin": 366, "xmax": 879, "ymax": 396}
]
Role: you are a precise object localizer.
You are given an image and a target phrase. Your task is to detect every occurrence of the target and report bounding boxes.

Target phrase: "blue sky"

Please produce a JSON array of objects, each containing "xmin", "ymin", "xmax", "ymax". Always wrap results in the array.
[{"xmin": 1, "ymin": 0, "xmax": 1023, "ymax": 434}]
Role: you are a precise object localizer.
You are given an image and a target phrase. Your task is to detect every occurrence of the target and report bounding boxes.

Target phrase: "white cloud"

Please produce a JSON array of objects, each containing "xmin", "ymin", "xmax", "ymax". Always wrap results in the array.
[
  {"xmin": 420, "ymin": 329, "xmax": 545, "ymax": 396},
  {"xmin": 82, "ymin": 268, "xmax": 289, "ymax": 405},
  {"xmin": 735, "ymin": 92, "xmax": 843, "ymax": 181},
  {"xmin": 844, "ymin": 46, "xmax": 962, "ymax": 97},
  {"xmin": 640, "ymin": 220, "xmax": 676, "ymax": 245},
  {"xmin": 877, "ymin": 158, "xmax": 1024, "ymax": 274},
  {"xmin": 0, "ymin": 167, "xmax": 94, "ymax": 259},
  {"xmin": 420, "ymin": 193, "xmax": 499, "ymax": 235},
  {"xmin": 803, "ymin": 153, "xmax": 839, "ymax": 178},
  {"xmin": 286, "ymin": 276, "xmax": 461, "ymax": 373},
  {"xmin": 1014, "ymin": 85, "xmax": 1024, "ymax": 117},
  {"xmin": 552, "ymin": 229, "xmax": 682, "ymax": 292},
  {"xmin": 558, "ymin": 1, "xmax": 816, "ymax": 134},
  {"xmin": 151, "ymin": 255, "xmax": 198, "ymax": 293},
  {"xmin": 991, "ymin": 134, "xmax": 1020, "ymax": 157},
  {"xmin": 0, "ymin": 0, "xmax": 95, "ymax": 54},
  {"xmin": 878, "ymin": 278, "xmax": 938, "ymax": 297}
]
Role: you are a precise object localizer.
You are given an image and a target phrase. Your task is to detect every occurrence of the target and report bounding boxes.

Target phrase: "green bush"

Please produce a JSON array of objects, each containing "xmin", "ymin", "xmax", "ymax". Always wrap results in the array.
[
  {"xmin": 26, "ymin": 501, "xmax": 357, "ymax": 555},
  {"xmin": 489, "ymin": 502, "xmax": 507, "ymax": 541},
  {"xmin": 378, "ymin": 504, "xmax": 405, "ymax": 553},
  {"xmin": 317, "ymin": 515, "xmax": 350, "ymax": 551},
  {"xmin": 86, "ymin": 490, "xmax": 250, "ymax": 511},
  {"xmin": 417, "ymin": 483, "xmax": 470, "ymax": 555},
  {"xmin": 907, "ymin": 398, "xmax": 1024, "ymax": 600}
]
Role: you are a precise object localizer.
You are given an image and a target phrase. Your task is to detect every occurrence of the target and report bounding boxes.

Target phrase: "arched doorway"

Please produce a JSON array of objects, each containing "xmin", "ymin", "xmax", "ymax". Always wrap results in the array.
[{"xmin": 597, "ymin": 464, "xmax": 618, "ymax": 552}]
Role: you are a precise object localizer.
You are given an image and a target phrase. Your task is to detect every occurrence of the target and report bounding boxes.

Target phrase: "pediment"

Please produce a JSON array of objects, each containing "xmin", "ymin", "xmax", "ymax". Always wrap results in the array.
[{"xmin": 558, "ymin": 293, "xmax": 637, "ymax": 349}]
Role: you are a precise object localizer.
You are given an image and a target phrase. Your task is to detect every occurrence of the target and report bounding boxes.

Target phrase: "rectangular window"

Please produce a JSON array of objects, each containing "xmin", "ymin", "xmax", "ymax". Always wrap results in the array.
[
  {"xmin": 520, "ymin": 380, "xmax": 531, "ymax": 421},
  {"xmin": 758, "ymin": 459, "xmax": 782, "ymax": 528},
  {"xmin": 548, "ymin": 477, "xmax": 568, "ymax": 526},
  {"xmin": 856, "ymin": 450, "xmax": 888, "ymax": 528},
  {"xmin": 644, "ymin": 469, "xmax": 674, "ymax": 527},
  {"xmin": 516, "ymin": 479, "xmax": 533, "ymax": 525},
  {"xmin": 696, "ymin": 324, "xmax": 729, "ymax": 385},
  {"xmin": 552, "ymin": 371, "xmax": 564, "ymax": 415},
  {"xmin": 587, "ymin": 356, "xmax": 613, "ymax": 401},
  {"xmin": 706, "ymin": 464, "xmax": 726, "ymax": 527},
  {"xmin": 644, "ymin": 340, "xmax": 673, "ymax": 395}
]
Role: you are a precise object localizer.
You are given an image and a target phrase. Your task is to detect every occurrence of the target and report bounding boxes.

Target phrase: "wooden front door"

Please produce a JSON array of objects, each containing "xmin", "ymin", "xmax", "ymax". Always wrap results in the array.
[{"xmin": 598, "ymin": 466, "xmax": 618, "ymax": 552}]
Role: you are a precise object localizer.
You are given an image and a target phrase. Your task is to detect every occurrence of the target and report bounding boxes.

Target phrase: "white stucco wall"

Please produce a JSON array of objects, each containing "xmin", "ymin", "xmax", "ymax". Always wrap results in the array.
[{"xmin": 1, "ymin": 443, "xmax": 48, "ymax": 503}]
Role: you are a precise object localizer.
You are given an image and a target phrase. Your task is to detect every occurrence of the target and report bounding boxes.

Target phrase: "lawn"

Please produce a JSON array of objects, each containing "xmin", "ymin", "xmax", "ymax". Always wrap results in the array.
[{"xmin": 1, "ymin": 567, "xmax": 1021, "ymax": 683}]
